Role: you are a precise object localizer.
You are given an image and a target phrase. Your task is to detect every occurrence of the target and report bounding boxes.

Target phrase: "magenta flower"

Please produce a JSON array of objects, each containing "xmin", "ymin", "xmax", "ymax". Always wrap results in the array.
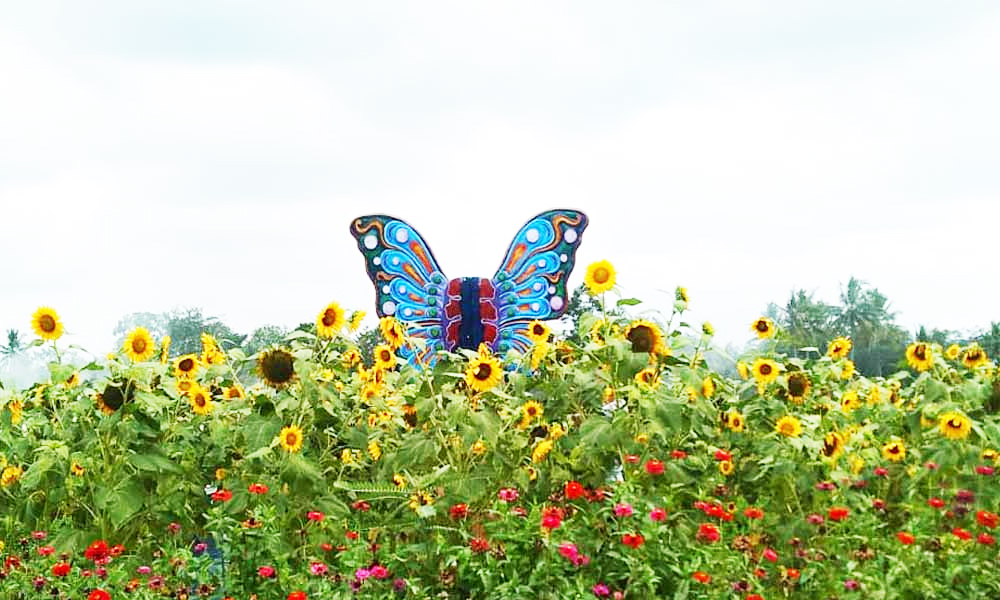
[
  {"xmin": 807, "ymin": 513, "xmax": 825, "ymax": 525},
  {"xmin": 592, "ymin": 583, "xmax": 611, "ymax": 597},
  {"xmin": 355, "ymin": 567, "xmax": 372, "ymax": 581},
  {"xmin": 136, "ymin": 566, "xmax": 152, "ymax": 575},
  {"xmin": 498, "ymin": 488, "xmax": 520, "ymax": 502},
  {"xmin": 310, "ymin": 562, "xmax": 328, "ymax": 576},
  {"xmin": 613, "ymin": 502, "xmax": 634, "ymax": 517},
  {"xmin": 558, "ymin": 542, "xmax": 579, "ymax": 560},
  {"xmin": 649, "ymin": 507, "xmax": 668, "ymax": 522},
  {"xmin": 976, "ymin": 465, "xmax": 995, "ymax": 476},
  {"xmin": 370, "ymin": 565, "xmax": 389, "ymax": 579}
]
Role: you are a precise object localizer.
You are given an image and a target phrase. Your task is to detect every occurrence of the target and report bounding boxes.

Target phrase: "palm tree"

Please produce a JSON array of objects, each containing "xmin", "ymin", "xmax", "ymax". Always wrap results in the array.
[{"xmin": 1, "ymin": 329, "xmax": 22, "ymax": 359}]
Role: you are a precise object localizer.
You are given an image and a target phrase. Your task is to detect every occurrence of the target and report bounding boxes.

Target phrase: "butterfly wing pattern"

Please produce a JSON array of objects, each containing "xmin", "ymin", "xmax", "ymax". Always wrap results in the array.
[{"xmin": 350, "ymin": 209, "xmax": 588, "ymax": 366}]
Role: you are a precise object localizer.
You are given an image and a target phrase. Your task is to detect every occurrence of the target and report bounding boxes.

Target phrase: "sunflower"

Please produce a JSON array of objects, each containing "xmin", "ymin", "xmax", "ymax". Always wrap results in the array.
[
  {"xmin": 188, "ymin": 385, "xmax": 214, "ymax": 416},
  {"xmin": 530, "ymin": 341, "xmax": 548, "ymax": 370},
  {"xmin": 223, "ymin": 384, "xmax": 245, "ymax": 401},
  {"xmin": 408, "ymin": 491, "xmax": 435, "ymax": 511},
  {"xmin": 278, "ymin": 425, "xmax": 304, "ymax": 453},
  {"xmin": 634, "ymin": 367, "xmax": 660, "ymax": 390},
  {"xmin": 841, "ymin": 390, "xmax": 861, "ymax": 413},
  {"xmin": 945, "ymin": 344, "xmax": 961, "ymax": 360},
  {"xmin": 736, "ymin": 361, "xmax": 749, "ymax": 380},
  {"xmin": 257, "ymin": 348, "xmax": 296, "ymax": 390},
  {"xmin": 465, "ymin": 344, "xmax": 502, "ymax": 393},
  {"xmin": 160, "ymin": 335, "xmax": 172, "ymax": 364},
  {"xmin": 122, "ymin": 327, "xmax": 156, "ymax": 362},
  {"xmin": 867, "ymin": 386, "xmax": 882, "ymax": 406},
  {"xmin": 379, "ymin": 317, "xmax": 407, "ymax": 350},
  {"xmin": 215, "ymin": 468, "xmax": 226, "ymax": 481},
  {"xmin": 827, "ymin": 337, "xmax": 852, "ymax": 360},
  {"xmin": 174, "ymin": 354, "xmax": 201, "ymax": 379},
  {"xmin": 200, "ymin": 333, "xmax": 226, "ymax": 365},
  {"xmin": 526, "ymin": 320, "xmax": 551, "ymax": 344},
  {"xmin": 983, "ymin": 448, "xmax": 999, "ymax": 463},
  {"xmin": 373, "ymin": 344, "xmax": 397, "ymax": 372},
  {"xmin": 624, "ymin": 320, "xmax": 665, "ymax": 354},
  {"xmin": 752, "ymin": 358, "xmax": 781, "ymax": 387},
  {"xmin": 881, "ymin": 439, "xmax": 906, "ymax": 462},
  {"xmin": 519, "ymin": 400, "xmax": 544, "ymax": 429},
  {"xmin": 531, "ymin": 439, "xmax": 554, "ymax": 463},
  {"xmin": 939, "ymin": 412, "xmax": 971, "ymax": 441},
  {"xmin": 727, "ymin": 411, "xmax": 745, "ymax": 433},
  {"xmin": 786, "ymin": 372, "xmax": 811, "ymax": 404},
  {"xmin": 70, "ymin": 462, "xmax": 85, "ymax": 476},
  {"xmin": 316, "ymin": 301, "xmax": 346, "ymax": 338},
  {"xmin": 392, "ymin": 473, "xmax": 407, "ymax": 489},
  {"xmin": 348, "ymin": 310, "xmax": 366, "ymax": 332},
  {"xmin": 701, "ymin": 322, "xmax": 714, "ymax": 336},
  {"xmin": 175, "ymin": 379, "xmax": 195, "ymax": 395},
  {"xmin": 1, "ymin": 465, "xmax": 23, "ymax": 487},
  {"xmin": 64, "ymin": 371, "xmax": 80, "ymax": 388},
  {"xmin": 822, "ymin": 432, "xmax": 845, "ymax": 460},
  {"xmin": 751, "ymin": 317, "xmax": 776, "ymax": 339},
  {"xmin": 840, "ymin": 359, "xmax": 855, "ymax": 380},
  {"xmin": 98, "ymin": 382, "xmax": 132, "ymax": 413},
  {"xmin": 775, "ymin": 415, "xmax": 802, "ymax": 438},
  {"xmin": 718, "ymin": 459, "xmax": 735, "ymax": 476},
  {"xmin": 904, "ymin": 342, "xmax": 934, "ymax": 371},
  {"xmin": 961, "ymin": 344, "xmax": 989, "ymax": 369},
  {"xmin": 702, "ymin": 377, "xmax": 715, "ymax": 398},
  {"xmin": 7, "ymin": 399, "xmax": 23, "ymax": 425},
  {"xmin": 368, "ymin": 439, "xmax": 381, "ymax": 461},
  {"xmin": 31, "ymin": 307, "xmax": 63, "ymax": 341},
  {"xmin": 584, "ymin": 260, "xmax": 616, "ymax": 295}
]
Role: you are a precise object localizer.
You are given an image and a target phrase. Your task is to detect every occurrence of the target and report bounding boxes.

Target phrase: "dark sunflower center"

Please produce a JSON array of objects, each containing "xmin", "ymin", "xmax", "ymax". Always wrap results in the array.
[
  {"xmin": 179, "ymin": 358, "xmax": 195, "ymax": 372},
  {"xmin": 39, "ymin": 315, "xmax": 56, "ymax": 332},
  {"xmin": 760, "ymin": 364, "xmax": 772, "ymax": 376},
  {"xmin": 262, "ymin": 352, "xmax": 294, "ymax": 384},
  {"xmin": 322, "ymin": 310, "xmax": 337, "ymax": 327},
  {"xmin": 914, "ymin": 345, "xmax": 926, "ymax": 360},
  {"xmin": 132, "ymin": 338, "xmax": 147, "ymax": 354},
  {"xmin": 195, "ymin": 394, "xmax": 207, "ymax": 407},
  {"xmin": 756, "ymin": 321, "xmax": 769, "ymax": 332},
  {"xmin": 475, "ymin": 363, "xmax": 492, "ymax": 381},
  {"xmin": 532, "ymin": 324, "xmax": 545, "ymax": 336},
  {"xmin": 593, "ymin": 268, "xmax": 610, "ymax": 284},
  {"xmin": 948, "ymin": 419, "xmax": 962, "ymax": 429},
  {"xmin": 628, "ymin": 326, "xmax": 653, "ymax": 353},
  {"xmin": 788, "ymin": 374, "xmax": 806, "ymax": 396},
  {"xmin": 285, "ymin": 433, "xmax": 298, "ymax": 446},
  {"xmin": 888, "ymin": 445, "xmax": 900, "ymax": 454},
  {"xmin": 380, "ymin": 350, "xmax": 391, "ymax": 362},
  {"xmin": 526, "ymin": 406, "xmax": 538, "ymax": 417},
  {"xmin": 968, "ymin": 351, "xmax": 981, "ymax": 362}
]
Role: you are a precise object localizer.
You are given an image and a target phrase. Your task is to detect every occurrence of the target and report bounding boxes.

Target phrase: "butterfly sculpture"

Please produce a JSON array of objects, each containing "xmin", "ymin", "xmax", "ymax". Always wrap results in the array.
[{"xmin": 350, "ymin": 209, "xmax": 589, "ymax": 365}]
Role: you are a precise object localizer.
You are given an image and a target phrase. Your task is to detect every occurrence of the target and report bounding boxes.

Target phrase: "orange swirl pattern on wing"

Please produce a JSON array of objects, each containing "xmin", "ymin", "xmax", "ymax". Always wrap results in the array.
[
  {"xmin": 505, "ymin": 243, "xmax": 526, "ymax": 273},
  {"xmin": 410, "ymin": 242, "xmax": 434, "ymax": 275},
  {"xmin": 403, "ymin": 263, "xmax": 426, "ymax": 287}
]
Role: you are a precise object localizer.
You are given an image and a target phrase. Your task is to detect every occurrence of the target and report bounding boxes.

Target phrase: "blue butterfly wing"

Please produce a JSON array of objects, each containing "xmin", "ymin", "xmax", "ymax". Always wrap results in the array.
[
  {"xmin": 490, "ymin": 210, "xmax": 588, "ymax": 355},
  {"xmin": 350, "ymin": 215, "xmax": 449, "ymax": 364}
]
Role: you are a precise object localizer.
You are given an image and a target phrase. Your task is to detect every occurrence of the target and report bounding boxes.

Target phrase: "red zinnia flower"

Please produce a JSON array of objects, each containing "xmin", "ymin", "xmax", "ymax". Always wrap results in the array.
[
  {"xmin": 211, "ymin": 489, "xmax": 233, "ymax": 502},
  {"xmin": 671, "ymin": 449, "xmax": 688, "ymax": 459},
  {"xmin": 976, "ymin": 465, "xmax": 995, "ymax": 476},
  {"xmin": 287, "ymin": 592, "xmax": 307, "ymax": 600},
  {"xmin": 449, "ymin": 503, "xmax": 468, "ymax": 519},
  {"xmin": 927, "ymin": 497, "xmax": 945, "ymax": 509},
  {"xmin": 896, "ymin": 532, "xmax": 915, "ymax": 545},
  {"xmin": 541, "ymin": 506, "xmax": 564, "ymax": 530},
  {"xmin": 978, "ymin": 533, "xmax": 996, "ymax": 545},
  {"xmin": 248, "ymin": 483, "xmax": 269, "ymax": 494},
  {"xmin": 346, "ymin": 531, "xmax": 359, "ymax": 540},
  {"xmin": 37, "ymin": 545, "xmax": 56, "ymax": 557},
  {"xmin": 714, "ymin": 449, "xmax": 732, "ymax": 461},
  {"xmin": 952, "ymin": 527, "xmax": 973, "ymax": 541},
  {"xmin": 976, "ymin": 510, "xmax": 999, "ymax": 529},
  {"xmin": 469, "ymin": 538, "xmax": 490, "ymax": 553},
  {"xmin": 624, "ymin": 454, "xmax": 640, "ymax": 464},
  {"xmin": 351, "ymin": 500, "xmax": 371, "ymax": 512},
  {"xmin": 649, "ymin": 507, "xmax": 668, "ymax": 522},
  {"xmin": 51, "ymin": 562, "xmax": 71, "ymax": 577},
  {"xmin": 645, "ymin": 459, "xmax": 664, "ymax": 475},
  {"xmin": 621, "ymin": 533, "xmax": 644, "ymax": 549},
  {"xmin": 747, "ymin": 595, "xmax": 764, "ymax": 600},
  {"xmin": 258, "ymin": 566, "xmax": 276, "ymax": 578},
  {"xmin": 828, "ymin": 506, "xmax": 849, "ymax": 521},
  {"xmin": 743, "ymin": 507, "xmax": 764, "ymax": 519},
  {"xmin": 84, "ymin": 540, "xmax": 109, "ymax": 562},
  {"xmin": 306, "ymin": 511, "xmax": 325, "ymax": 522},
  {"xmin": 565, "ymin": 481, "xmax": 585, "ymax": 500},
  {"xmin": 762, "ymin": 547, "xmax": 778, "ymax": 562},
  {"xmin": 785, "ymin": 567, "xmax": 801, "ymax": 580},
  {"xmin": 692, "ymin": 571, "xmax": 712, "ymax": 584},
  {"xmin": 696, "ymin": 523, "xmax": 720, "ymax": 543},
  {"xmin": 88, "ymin": 590, "xmax": 111, "ymax": 600}
]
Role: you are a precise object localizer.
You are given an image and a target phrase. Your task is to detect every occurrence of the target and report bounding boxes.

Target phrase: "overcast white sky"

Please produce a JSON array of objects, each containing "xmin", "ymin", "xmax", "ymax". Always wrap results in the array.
[{"xmin": 2, "ymin": 1, "xmax": 999, "ymax": 357}]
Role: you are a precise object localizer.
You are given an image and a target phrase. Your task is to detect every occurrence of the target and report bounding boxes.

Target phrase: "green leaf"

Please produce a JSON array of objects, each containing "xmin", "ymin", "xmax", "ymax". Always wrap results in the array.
[
  {"xmin": 134, "ymin": 391, "xmax": 172, "ymax": 415},
  {"xmin": 129, "ymin": 451, "xmax": 183, "ymax": 474},
  {"xmin": 616, "ymin": 298, "xmax": 642, "ymax": 307}
]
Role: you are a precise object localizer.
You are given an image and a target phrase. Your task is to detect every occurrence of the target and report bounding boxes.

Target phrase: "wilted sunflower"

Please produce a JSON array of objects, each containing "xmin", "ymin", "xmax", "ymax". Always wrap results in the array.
[
  {"xmin": 70, "ymin": 462, "xmax": 85, "ymax": 476},
  {"xmin": 882, "ymin": 439, "xmax": 906, "ymax": 462},
  {"xmin": 526, "ymin": 320, "xmax": 551, "ymax": 344},
  {"xmin": 675, "ymin": 286, "xmax": 689, "ymax": 305},
  {"xmin": 123, "ymin": 327, "xmax": 156, "ymax": 362},
  {"xmin": 752, "ymin": 358, "xmax": 781, "ymax": 387},
  {"xmin": 938, "ymin": 412, "xmax": 971, "ymax": 441},
  {"xmin": 775, "ymin": 415, "xmax": 802, "ymax": 438},
  {"xmin": 348, "ymin": 310, "xmax": 366, "ymax": 332},
  {"xmin": 160, "ymin": 335, "xmax": 172, "ymax": 364},
  {"xmin": 822, "ymin": 432, "xmax": 845, "ymax": 460},
  {"xmin": 827, "ymin": 337, "xmax": 852, "ymax": 360},
  {"xmin": 634, "ymin": 367, "xmax": 660, "ymax": 390},
  {"xmin": 945, "ymin": 344, "xmax": 961, "ymax": 361},
  {"xmin": 905, "ymin": 342, "xmax": 934, "ymax": 372},
  {"xmin": 257, "ymin": 348, "xmax": 296, "ymax": 390},
  {"xmin": 7, "ymin": 399, "xmax": 23, "ymax": 425},
  {"xmin": 316, "ymin": 301, "xmax": 346, "ymax": 338},
  {"xmin": 64, "ymin": 371, "xmax": 80, "ymax": 388},
  {"xmin": 465, "ymin": 344, "xmax": 502, "ymax": 393},
  {"xmin": 1, "ymin": 465, "xmax": 23, "ymax": 487},
  {"xmin": 31, "ymin": 307, "xmax": 63, "ymax": 341},
  {"xmin": 961, "ymin": 344, "xmax": 989, "ymax": 369},
  {"xmin": 97, "ymin": 381, "xmax": 133, "ymax": 413},
  {"xmin": 624, "ymin": 320, "xmax": 665, "ymax": 354},
  {"xmin": 751, "ymin": 317, "xmax": 776, "ymax": 339},
  {"xmin": 278, "ymin": 425, "xmax": 304, "ymax": 453},
  {"xmin": 188, "ymin": 385, "xmax": 214, "ymax": 416},
  {"xmin": 379, "ymin": 317, "xmax": 407, "ymax": 350},
  {"xmin": 174, "ymin": 354, "xmax": 201, "ymax": 379},
  {"xmin": 373, "ymin": 344, "xmax": 397, "ymax": 372},
  {"xmin": 786, "ymin": 372, "xmax": 811, "ymax": 404},
  {"xmin": 584, "ymin": 260, "xmax": 616, "ymax": 295}
]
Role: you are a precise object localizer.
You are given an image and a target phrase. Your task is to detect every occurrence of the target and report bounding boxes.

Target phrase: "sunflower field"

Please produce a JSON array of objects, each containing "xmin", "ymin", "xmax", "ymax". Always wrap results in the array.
[{"xmin": 3, "ymin": 269, "xmax": 1000, "ymax": 600}]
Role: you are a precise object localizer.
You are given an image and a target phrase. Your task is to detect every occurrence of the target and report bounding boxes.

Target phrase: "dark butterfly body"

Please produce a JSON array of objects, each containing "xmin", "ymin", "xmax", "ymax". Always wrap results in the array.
[{"xmin": 350, "ymin": 210, "xmax": 588, "ymax": 365}]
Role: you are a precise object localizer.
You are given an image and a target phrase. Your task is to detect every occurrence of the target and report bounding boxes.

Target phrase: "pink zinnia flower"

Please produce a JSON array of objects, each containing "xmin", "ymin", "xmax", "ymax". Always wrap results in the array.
[
  {"xmin": 498, "ymin": 488, "xmax": 519, "ymax": 502},
  {"xmin": 807, "ymin": 513, "xmax": 825, "ymax": 525},
  {"xmin": 592, "ymin": 583, "xmax": 611, "ymax": 597},
  {"xmin": 258, "ymin": 566, "xmax": 276, "ymax": 578},
  {"xmin": 370, "ymin": 565, "xmax": 389, "ymax": 579},
  {"xmin": 613, "ymin": 502, "xmax": 634, "ymax": 517},
  {"xmin": 310, "ymin": 562, "xmax": 328, "ymax": 576},
  {"xmin": 558, "ymin": 542, "xmax": 579, "ymax": 560},
  {"xmin": 649, "ymin": 507, "xmax": 668, "ymax": 522}
]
